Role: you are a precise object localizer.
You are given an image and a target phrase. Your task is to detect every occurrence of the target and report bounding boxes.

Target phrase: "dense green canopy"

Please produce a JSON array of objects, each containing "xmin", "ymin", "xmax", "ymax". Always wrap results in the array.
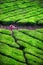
[
  {"xmin": 0, "ymin": 0, "xmax": 43, "ymax": 24},
  {"xmin": 0, "ymin": 29, "xmax": 43, "ymax": 65}
]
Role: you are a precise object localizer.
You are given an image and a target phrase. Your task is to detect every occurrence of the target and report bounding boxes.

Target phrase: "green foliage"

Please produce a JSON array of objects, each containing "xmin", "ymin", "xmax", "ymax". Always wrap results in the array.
[
  {"xmin": 0, "ymin": 29, "xmax": 43, "ymax": 65},
  {"xmin": 0, "ymin": 0, "xmax": 43, "ymax": 24}
]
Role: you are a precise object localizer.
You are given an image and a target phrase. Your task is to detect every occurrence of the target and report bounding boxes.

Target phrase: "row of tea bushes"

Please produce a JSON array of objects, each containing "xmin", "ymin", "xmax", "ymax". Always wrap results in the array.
[
  {"xmin": 0, "ymin": 0, "xmax": 43, "ymax": 25},
  {"xmin": 0, "ymin": 28, "xmax": 43, "ymax": 65}
]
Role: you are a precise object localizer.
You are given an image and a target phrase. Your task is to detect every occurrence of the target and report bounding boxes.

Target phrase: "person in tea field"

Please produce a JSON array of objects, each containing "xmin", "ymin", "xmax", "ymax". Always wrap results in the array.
[
  {"xmin": 9, "ymin": 25, "xmax": 16, "ymax": 35},
  {"xmin": 9, "ymin": 25, "xmax": 16, "ymax": 31}
]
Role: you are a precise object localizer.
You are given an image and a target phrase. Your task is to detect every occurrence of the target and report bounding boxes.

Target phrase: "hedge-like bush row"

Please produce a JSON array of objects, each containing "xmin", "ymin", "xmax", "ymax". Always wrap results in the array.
[
  {"xmin": 0, "ymin": 0, "xmax": 43, "ymax": 24},
  {"xmin": 0, "ymin": 28, "xmax": 43, "ymax": 65}
]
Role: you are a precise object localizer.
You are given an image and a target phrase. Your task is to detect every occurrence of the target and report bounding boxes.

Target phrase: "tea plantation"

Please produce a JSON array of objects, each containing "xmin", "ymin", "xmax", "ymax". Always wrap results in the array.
[
  {"xmin": 0, "ymin": 0, "xmax": 43, "ymax": 24},
  {"xmin": 0, "ymin": 28, "xmax": 43, "ymax": 65},
  {"xmin": 0, "ymin": 0, "xmax": 43, "ymax": 65}
]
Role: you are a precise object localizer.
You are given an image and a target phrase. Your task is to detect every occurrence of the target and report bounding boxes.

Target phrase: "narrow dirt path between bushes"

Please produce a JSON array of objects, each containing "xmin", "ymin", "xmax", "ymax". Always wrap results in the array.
[{"xmin": 0, "ymin": 24, "xmax": 43, "ymax": 30}]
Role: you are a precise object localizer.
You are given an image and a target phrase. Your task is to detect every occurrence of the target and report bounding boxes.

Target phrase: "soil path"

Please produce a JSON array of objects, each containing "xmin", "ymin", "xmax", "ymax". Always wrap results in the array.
[{"xmin": 0, "ymin": 24, "xmax": 43, "ymax": 30}]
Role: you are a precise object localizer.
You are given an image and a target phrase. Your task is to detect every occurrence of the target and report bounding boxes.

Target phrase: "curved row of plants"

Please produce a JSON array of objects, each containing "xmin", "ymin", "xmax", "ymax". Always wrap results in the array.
[
  {"xmin": 0, "ymin": 0, "xmax": 43, "ymax": 25},
  {"xmin": 0, "ymin": 28, "xmax": 43, "ymax": 65}
]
